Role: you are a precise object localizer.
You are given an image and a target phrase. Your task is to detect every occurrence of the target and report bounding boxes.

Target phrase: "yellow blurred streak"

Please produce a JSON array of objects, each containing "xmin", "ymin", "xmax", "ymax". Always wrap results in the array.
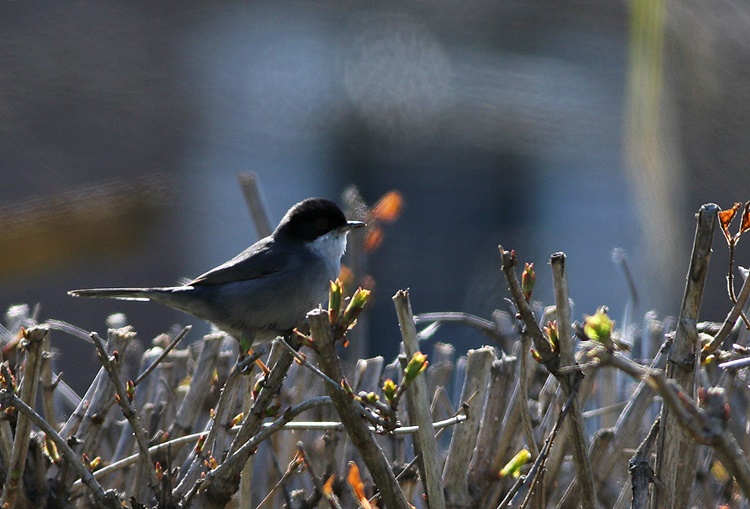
[{"xmin": 0, "ymin": 176, "xmax": 170, "ymax": 280}]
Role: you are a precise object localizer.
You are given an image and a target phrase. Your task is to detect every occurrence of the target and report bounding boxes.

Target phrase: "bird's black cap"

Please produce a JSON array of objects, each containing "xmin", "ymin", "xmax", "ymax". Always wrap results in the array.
[{"xmin": 275, "ymin": 198, "xmax": 351, "ymax": 243}]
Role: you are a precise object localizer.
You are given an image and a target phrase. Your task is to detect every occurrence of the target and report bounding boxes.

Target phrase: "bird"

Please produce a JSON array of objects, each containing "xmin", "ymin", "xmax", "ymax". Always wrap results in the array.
[{"xmin": 69, "ymin": 198, "xmax": 365, "ymax": 352}]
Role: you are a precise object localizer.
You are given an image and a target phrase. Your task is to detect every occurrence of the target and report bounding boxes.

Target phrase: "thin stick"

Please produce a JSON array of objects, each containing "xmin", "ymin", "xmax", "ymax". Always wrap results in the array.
[
  {"xmin": 497, "ymin": 377, "xmax": 581, "ymax": 509},
  {"xmin": 591, "ymin": 346, "xmax": 750, "ymax": 499},
  {"xmin": 0, "ymin": 365, "xmax": 121, "ymax": 509},
  {"xmin": 394, "ymin": 290, "xmax": 447, "ymax": 509},
  {"xmin": 1, "ymin": 326, "xmax": 47, "ymax": 508},
  {"xmin": 308, "ymin": 309, "xmax": 412, "ymax": 509},
  {"xmin": 498, "ymin": 247, "xmax": 558, "ymax": 372},
  {"xmin": 705, "ymin": 269, "xmax": 750, "ymax": 355},
  {"xmin": 629, "ymin": 417, "xmax": 661, "ymax": 509},
  {"xmin": 237, "ymin": 172, "xmax": 273, "ymax": 238},
  {"xmin": 276, "ymin": 336, "xmax": 344, "ymax": 393},
  {"xmin": 197, "ymin": 342, "xmax": 298, "ymax": 507},
  {"xmin": 726, "ymin": 240, "xmax": 750, "ymax": 330},
  {"xmin": 91, "ymin": 332, "xmax": 161, "ymax": 498},
  {"xmin": 518, "ymin": 333, "xmax": 540, "ymax": 458},
  {"xmin": 414, "ymin": 311, "xmax": 510, "ymax": 345},
  {"xmin": 653, "ymin": 203, "xmax": 718, "ymax": 509},
  {"xmin": 297, "ymin": 441, "xmax": 343, "ymax": 509},
  {"xmin": 550, "ymin": 252, "xmax": 596, "ymax": 509},
  {"xmin": 45, "ymin": 319, "xmax": 95, "ymax": 343},
  {"xmin": 134, "ymin": 325, "xmax": 191, "ymax": 386},
  {"xmin": 75, "ymin": 412, "xmax": 467, "ymax": 492}
]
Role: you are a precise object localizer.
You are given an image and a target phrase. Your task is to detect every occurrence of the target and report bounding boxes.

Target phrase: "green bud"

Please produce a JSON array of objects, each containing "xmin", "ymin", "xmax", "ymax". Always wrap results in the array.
[
  {"xmin": 358, "ymin": 391, "xmax": 379, "ymax": 404},
  {"xmin": 544, "ymin": 321, "xmax": 559, "ymax": 353},
  {"xmin": 583, "ymin": 307, "xmax": 614, "ymax": 348},
  {"xmin": 382, "ymin": 378, "xmax": 397, "ymax": 403},
  {"xmin": 126, "ymin": 379, "xmax": 135, "ymax": 402},
  {"xmin": 341, "ymin": 287, "xmax": 371, "ymax": 330},
  {"xmin": 328, "ymin": 279, "xmax": 343, "ymax": 324},
  {"xmin": 499, "ymin": 448, "xmax": 531, "ymax": 478},
  {"xmin": 404, "ymin": 352, "xmax": 429, "ymax": 382},
  {"xmin": 521, "ymin": 262, "xmax": 535, "ymax": 302},
  {"xmin": 530, "ymin": 348, "xmax": 543, "ymax": 363}
]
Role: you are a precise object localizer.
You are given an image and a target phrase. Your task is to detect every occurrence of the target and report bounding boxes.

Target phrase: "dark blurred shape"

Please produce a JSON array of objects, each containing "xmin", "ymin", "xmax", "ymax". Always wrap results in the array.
[{"xmin": 0, "ymin": 176, "xmax": 171, "ymax": 280}]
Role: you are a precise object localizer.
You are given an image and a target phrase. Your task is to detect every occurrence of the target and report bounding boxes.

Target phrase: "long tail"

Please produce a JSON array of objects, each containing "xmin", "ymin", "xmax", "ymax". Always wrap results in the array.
[{"xmin": 68, "ymin": 288, "xmax": 163, "ymax": 302}]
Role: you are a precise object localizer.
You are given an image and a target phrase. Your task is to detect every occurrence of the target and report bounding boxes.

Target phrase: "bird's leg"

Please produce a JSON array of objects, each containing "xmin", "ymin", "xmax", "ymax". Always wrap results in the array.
[{"xmin": 237, "ymin": 331, "xmax": 270, "ymax": 375}]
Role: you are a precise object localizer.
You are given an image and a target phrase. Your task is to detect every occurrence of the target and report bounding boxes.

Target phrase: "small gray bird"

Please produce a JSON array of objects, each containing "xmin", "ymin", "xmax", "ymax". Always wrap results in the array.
[{"xmin": 69, "ymin": 198, "xmax": 365, "ymax": 351}]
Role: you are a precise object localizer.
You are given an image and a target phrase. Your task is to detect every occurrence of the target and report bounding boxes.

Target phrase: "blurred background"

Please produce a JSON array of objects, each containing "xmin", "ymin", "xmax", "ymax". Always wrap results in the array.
[{"xmin": 2, "ymin": 1, "xmax": 750, "ymax": 393}]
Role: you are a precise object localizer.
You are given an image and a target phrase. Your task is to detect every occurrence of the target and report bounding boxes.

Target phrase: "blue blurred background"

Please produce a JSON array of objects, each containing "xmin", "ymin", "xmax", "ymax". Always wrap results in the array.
[{"xmin": 2, "ymin": 1, "xmax": 749, "ymax": 392}]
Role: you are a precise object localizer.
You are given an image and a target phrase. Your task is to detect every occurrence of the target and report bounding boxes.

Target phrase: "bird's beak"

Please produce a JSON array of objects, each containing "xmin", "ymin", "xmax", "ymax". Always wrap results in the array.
[{"xmin": 345, "ymin": 221, "xmax": 366, "ymax": 230}]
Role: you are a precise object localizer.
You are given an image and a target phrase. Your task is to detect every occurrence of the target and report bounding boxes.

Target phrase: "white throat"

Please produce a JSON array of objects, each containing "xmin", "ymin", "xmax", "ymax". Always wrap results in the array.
[{"xmin": 308, "ymin": 230, "xmax": 349, "ymax": 264}]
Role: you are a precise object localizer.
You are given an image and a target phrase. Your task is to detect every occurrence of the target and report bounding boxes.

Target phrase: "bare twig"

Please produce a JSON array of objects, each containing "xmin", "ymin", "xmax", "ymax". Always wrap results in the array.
[
  {"xmin": 0, "ymin": 364, "xmax": 121, "ymax": 509},
  {"xmin": 414, "ymin": 311, "xmax": 511, "ymax": 346},
  {"xmin": 91, "ymin": 331, "xmax": 161, "ymax": 499},
  {"xmin": 719, "ymin": 355, "xmax": 750, "ymax": 370},
  {"xmin": 1, "ymin": 325, "xmax": 47, "ymax": 508},
  {"xmin": 237, "ymin": 172, "xmax": 273, "ymax": 238},
  {"xmin": 470, "ymin": 355, "xmax": 519, "ymax": 503},
  {"xmin": 653, "ymin": 203, "xmax": 718, "ymax": 509},
  {"xmin": 217, "ymin": 397, "xmax": 335, "ymax": 509},
  {"xmin": 443, "ymin": 346, "xmax": 494, "ymax": 507},
  {"xmin": 393, "ymin": 290, "xmax": 446, "ymax": 509},
  {"xmin": 629, "ymin": 417, "xmax": 661, "ymax": 509},
  {"xmin": 725, "ymin": 229, "xmax": 750, "ymax": 331},
  {"xmin": 308, "ymin": 309, "xmax": 411, "ymax": 509},
  {"xmin": 45, "ymin": 319, "xmax": 95, "ymax": 343},
  {"xmin": 558, "ymin": 330, "xmax": 670, "ymax": 508},
  {"xmin": 197, "ymin": 340, "xmax": 298, "ymax": 508},
  {"xmin": 612, "ymin": 247, "xmax": 639, "ymax": 316},
  {"xmin": 591, "ymin": 346, "xmax": 750, "ymax": 500},
  {"xmin": 705, "ymin": 267, "xmax": 750, "ymax": 356},
  {"xmin": 499, "ymin": 247, "xmax": 558, "ymax": 372},
  {"xmin": 134, "ymin": 325, "xmax": 191, "ymax": 386},
  {"xmin": 39, "ymin": 332, "xmax": 56, "ymax": 430},
  {"xmin": 518, "ymin": 333, "xmax": 540, "ymax": 457},
  {"xmin": 255, "ymin": 451, "xmax": 303, "ymax": 509},
  {"xmin": 550, "ymin": 252, "xmax": 596, "ymax": 509},
  {"xmin": 497, "ymin": 247, "xmax": 595, "ymax": 508},
  {"xmin": 58, "ymin": 326, "xmax": 134, "ymax": 500},
  {"xmin": 77, "ymin": 411, "xmax": 469, "ymax": 491},
  {"xmin": 172, "ymin": 355, "xmax": 246, "ymax": 499},
  {"xmin": 296, "ymin": 441, "xmax": 343, "ymax": 509},
  {"xmin": 581, "ymin": 401, "xmax": 628, "ymax": 419},
  {"xmin": 168, "ymin": 332, "xmax": 224, "ymax": 439},
  {"xmin": 275, "ymin": 336, "xmax": 343, "ymax": 393},
  {"xmin": 497, "ymin": 375, "xmax": 581, "ymax": 509}
]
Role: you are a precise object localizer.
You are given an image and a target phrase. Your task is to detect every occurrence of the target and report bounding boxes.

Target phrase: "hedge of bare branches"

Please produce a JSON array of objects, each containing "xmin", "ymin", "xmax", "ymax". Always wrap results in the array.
[{"xmin": 2, "ymin": 200, "xmax": 750, "ymax": 509}]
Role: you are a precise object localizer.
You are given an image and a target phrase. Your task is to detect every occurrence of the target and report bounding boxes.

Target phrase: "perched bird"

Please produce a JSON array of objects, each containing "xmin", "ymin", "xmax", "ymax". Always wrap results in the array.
[{"xmin": 69, "ymin": 198, "xmax": 365, "ymax": 351}]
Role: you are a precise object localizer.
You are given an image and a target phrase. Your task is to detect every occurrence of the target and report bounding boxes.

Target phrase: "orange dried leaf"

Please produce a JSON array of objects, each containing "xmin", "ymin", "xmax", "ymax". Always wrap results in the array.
[
  {"xmin": 741, "ymin": 201, "xmax": 750, "ymax": 235},
  {"xmin": 323, "ymin": 474, "xmax": 335, "ymax": 495},
  {"xmin": 371, "ymin": 191, "xmax": 404, "ymax": 223},
  {"xmin": 347, "ymin": 461, "xmax": 372, "ymax": 509},
  {"xmin": 290, "ymin": 450, "xmax": 305, "ymax": 471},
  {"xmin": 719, "ymin": 202, "xmax": 741, "ymax": 242}
]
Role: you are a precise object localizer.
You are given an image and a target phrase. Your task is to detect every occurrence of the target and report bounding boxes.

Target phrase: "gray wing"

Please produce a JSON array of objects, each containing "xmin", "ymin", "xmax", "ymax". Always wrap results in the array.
[{"xmin": 188, "ymin": 236, "xmax": 290, "ymax": 286}]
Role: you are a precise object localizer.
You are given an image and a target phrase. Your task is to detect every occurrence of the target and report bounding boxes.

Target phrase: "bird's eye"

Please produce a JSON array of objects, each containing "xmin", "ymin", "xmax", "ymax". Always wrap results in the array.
[{"xmin": 315, "ymin": 218, "xmax": 329, "ymax": 231}]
